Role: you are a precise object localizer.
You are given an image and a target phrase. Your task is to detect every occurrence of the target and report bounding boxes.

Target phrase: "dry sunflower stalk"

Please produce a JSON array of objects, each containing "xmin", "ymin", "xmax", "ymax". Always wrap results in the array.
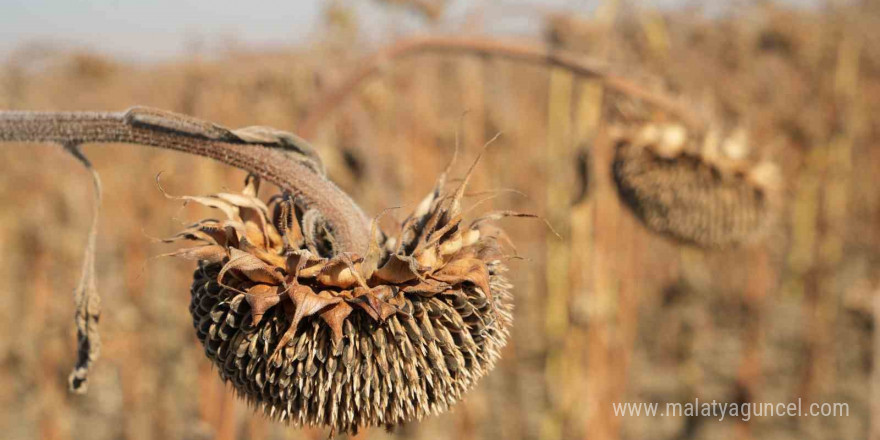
[
  {"xmin": 611, "ymin": 123, "xmax": 781, "ymax": 248},
  {"xmin": 0, "ymin": 107, "xmax": 516, "ymax": 434}
]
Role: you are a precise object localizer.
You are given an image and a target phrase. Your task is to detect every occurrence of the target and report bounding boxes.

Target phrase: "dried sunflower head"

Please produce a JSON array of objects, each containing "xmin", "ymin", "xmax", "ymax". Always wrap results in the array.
[
  {"xmin": 612, "ymin": 123, "xmax": 781, "ymax": 248},
  {"xmin": 167, "ymin": 168, "xmax": 514, "ymax": 434}
]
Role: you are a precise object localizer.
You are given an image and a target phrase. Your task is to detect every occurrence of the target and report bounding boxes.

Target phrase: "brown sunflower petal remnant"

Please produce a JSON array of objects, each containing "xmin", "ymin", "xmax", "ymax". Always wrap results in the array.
[
  {"xmin": 269, "ymin": 285, "xmax": 341, "ymax": 362},
  {"xmin": 161, "ymin": 245, "xmax": 227, "ymax": 264},
  {"xmin": 372, "ymin": 254, "xmax": 421, "ymax": 284},
  {"xmin": 432, "ymin": 257, "xmax": 493, "ymax": 301},
  {"xmin": 218, "ymin": 248, "xmax": 284, "ymax": 285},
  {"xmin": 319, "ymin": 301, "xmax": 354, "ymax": 344},
  {"xmin": 244, "ymin": 284, "xmax": 282, "ymax": 325}
]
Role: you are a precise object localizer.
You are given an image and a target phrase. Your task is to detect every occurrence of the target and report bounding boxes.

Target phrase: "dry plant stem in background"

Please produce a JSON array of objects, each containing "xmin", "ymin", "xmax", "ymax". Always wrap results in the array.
[
  {"xmin": 299, "ymin": 35, "xmax": 702, "ymax": 138},
  {"xmin": 0, "ymin": 106, "xmax": 517, "ymax": 434}
]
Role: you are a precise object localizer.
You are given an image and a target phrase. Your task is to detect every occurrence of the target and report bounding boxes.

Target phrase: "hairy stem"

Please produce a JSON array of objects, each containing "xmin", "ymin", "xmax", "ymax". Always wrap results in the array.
[
  {"xmin": 0, "ymin": 109, "xmax": 372, "ymax": 254},
  {"xmin": 299, "ymin": 35, "xmax": 701, "ymax": 138}
]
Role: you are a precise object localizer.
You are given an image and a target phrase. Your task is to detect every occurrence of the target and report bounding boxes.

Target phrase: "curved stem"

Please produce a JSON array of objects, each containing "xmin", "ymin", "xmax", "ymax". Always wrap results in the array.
[
  {"xmin": 298, "ymin": 35, "xmax": 702, "ymax": 138},
  {"xmin": 0, "ymin": 109, "xmax": 372, "ymax": 254}
]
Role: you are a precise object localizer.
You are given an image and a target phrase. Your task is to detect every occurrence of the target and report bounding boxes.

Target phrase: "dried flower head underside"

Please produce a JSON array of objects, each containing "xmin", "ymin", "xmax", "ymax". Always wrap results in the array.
[
  {"xmin": 612, "ymin": 123, "xmax": 781, "ymax": 248},
  {"xmin": 169, "ymin": 164, "xmax": 514, "ymax": 434}
]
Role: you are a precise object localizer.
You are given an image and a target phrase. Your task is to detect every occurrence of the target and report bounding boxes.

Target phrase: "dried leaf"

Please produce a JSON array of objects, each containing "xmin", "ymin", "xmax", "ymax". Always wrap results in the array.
[
  {"xmin": 461, "ymin": 229, "xmax": 480, "ymax": 247},
  {"xmin": 351, "ymin": 286, "xmax": 398, "ymax": 321},
  {"xmin": 160, "ymin": 220, "xmax": 229, "ymax": 247},
  {"xmin": 361, "ymin": 207, "xmax": 397, "ymax": 280},
  {"xmin": 411, "ymin": 203, "xmax": 447, "ymax": 255},
  {"xmin": 218, "ymin": 222, "xmax": 285, "ymax": 267},
  {"xmin": 190, "ymin": 220, "xmax": 232, "ymax": 246},
  {"xmin": 242, "ymin": 174, "xmax": 261, "ymax": 197},
  {"xmin": 215, "ymin": 177, "xmax": 278, "ymax": 249},
  {"xmin": 270, "ymin": 195, "xmax": 306, "ymax": 253},
  {"xmin": 290, "ymin": 287, "xmax": 341, "ymax": 330},
  {"xmin": 161, "ymin": 245, "xmax": 227, "ymax": 264},
  {"xmin": 157, "ymin": 179, "xmax": 240, "ymax": 220},
  {"xmin": 423, "ymin": 215, "xmax": 462, "ymax": 250},
  {"xmin": 415, "ymin": 245, "xmax": 439, "ymax": 269},
  {"xmin": 432, "ymin": 257, "xmax": 493, "ymax": 302},
  {"xmin": 400, "ymin": 279, "xmax": 449, "ymax": 296},
  {"xmin": 316, "ymin": 254, "xmax": 366, "ymax": 289},
  {"xmin": 245, "ymin": 284, "xmax": 282, "ymax": 325},
  {"xmin": 438, "ymin": 234, "xmax": 463, "ymax": 256},
  {"xmin": 320, "ymin": 302, "xmax": 354, "ymax": 344},
  {"xmin": 63, "ymin": 143, "xmax": 102, "ymax": 394},
  {"xmin": 372, "ymin": 254, "xmax": 422, "ymax": 284},
  {"xmin": 271, "ymin": 286, "xmax": 341, "ymax": 361},
  {"xmin": 287, "ymin": 250, "xmax": 327, "ymax": 278},
  {"xmin": 243, "ymin": 222, "xmax": 268, "ymax": 249},
  {"xmin": 218, "ymin": 248, "xmax": 285, "ymax": 285},
  {"xmin": 214, "ymin": 192, "xmax": 270, "ymax": 216},
  {"xmin": 472, "ymin": 223, "xmax": 517, "ymax": 254}
]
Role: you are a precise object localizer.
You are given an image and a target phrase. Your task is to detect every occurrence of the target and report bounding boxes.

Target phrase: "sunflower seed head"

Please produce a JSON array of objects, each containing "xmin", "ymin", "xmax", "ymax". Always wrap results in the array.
[
  {"xmin": 612, "ymin": 124, "xmax": 780, "ymax": 248},
  {"xmin": 171, "ymin": 171, "xmax": 514, "ymax": 434}
]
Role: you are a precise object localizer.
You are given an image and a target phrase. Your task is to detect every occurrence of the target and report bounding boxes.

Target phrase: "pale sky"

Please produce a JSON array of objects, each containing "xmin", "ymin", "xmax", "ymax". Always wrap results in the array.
[
  {"xmin": 0, "ymin": 0, "xmax": 326, "ymax": 60},
  {"xmin": 0, "ymin": 0, "xmax": 817, "ymax": 61}
]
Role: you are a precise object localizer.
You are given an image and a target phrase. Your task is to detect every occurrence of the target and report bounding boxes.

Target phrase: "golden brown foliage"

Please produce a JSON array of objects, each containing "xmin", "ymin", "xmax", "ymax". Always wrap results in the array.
[{"xmin": 0, "ymin": 1, "xmax": 878, "ymax": 440}]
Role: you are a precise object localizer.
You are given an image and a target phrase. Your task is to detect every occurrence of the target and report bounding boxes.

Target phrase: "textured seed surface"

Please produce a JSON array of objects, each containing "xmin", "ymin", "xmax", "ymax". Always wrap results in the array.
[
  {"xmin": 171, "ymin": 171, "xmax": 515, "ymax": 434},
  {"xmin": 612, "ymin": 125, "xmax": 778, "ymax": 248}
]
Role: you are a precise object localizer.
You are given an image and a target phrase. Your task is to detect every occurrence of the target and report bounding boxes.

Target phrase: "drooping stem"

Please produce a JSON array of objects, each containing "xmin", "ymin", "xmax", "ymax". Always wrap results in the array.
[
  {"xmin": 299, "ymin": 35, "xmax": 702, "ymax": 138},
  {"xmin": 0, "ymin": 109, "xmax": 372, "ymax": 254},
  {"xmin": 62, "ymin": 142, "xmax": 102, "ymax": 394}
]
